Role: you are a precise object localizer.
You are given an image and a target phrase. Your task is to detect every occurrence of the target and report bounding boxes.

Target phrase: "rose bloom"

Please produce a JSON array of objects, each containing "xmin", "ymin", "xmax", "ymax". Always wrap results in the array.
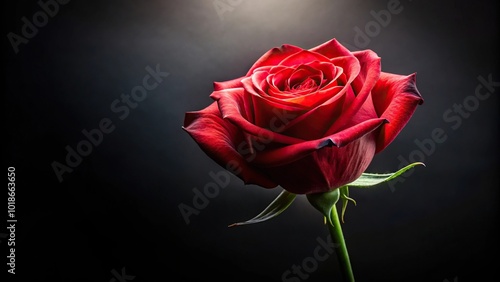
[{"xmin": 184, "ymin": 39, "xmax": 423, "ymax": 194}]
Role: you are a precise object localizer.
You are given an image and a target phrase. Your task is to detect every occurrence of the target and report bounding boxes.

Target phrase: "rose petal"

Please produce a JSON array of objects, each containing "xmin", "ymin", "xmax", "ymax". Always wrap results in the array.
[
  {"xmin": 214, "ymin": 76, "xmax": 245, "ymax": 91},
  {"xmin": 268, "ymin": 62, "xmax": 336, "ymax": 92},
  {"xmin": 183, "ymin": 103, "xmax": 277, "ymax": 188},
  {"xmin": 210, "ymin": 88, "xmax": 305, "ymax": 144},
  {"xmin": 246, "ymin": 44, "xmax": 303, "ymax": 75},
  {"xmin": 259, "ymin": 56, "xmax": 360, "ymax": 139},
  {"xmin": 280, "ymin": 86, "xmax": 347, "ymax": 140},
  {"xmin": 278, "ymin": 50, "xmax": 331, "ymax": 66},
  {"xmin": 244, "ymin": 75, "xmax": 308, "ymax": 109},
  {"xmin": 269, "ymin": 67, "xmax": 295, "ymax": 92},
  {"xmin": 329, "ymin": 56, "xmax": 361, "ymax": 84},
  {"xmin": 251, "ymin": 117, "xmax": 386, "ymax": 167},
  {"xmin": 280, "ymin": 83, "xmax": 356, "ymax": 140},
  {"xmin": 309, "ymin": 38, "xmax": 353, "ymax": 59},
  {"xmin": 251, "ymin": 70, "xmax": 273, "ymax": 96},
  {"xmin": 287, "ymin": 65, "xmax": 323, "ymax": 90},
  {"xmin": 325, "ymin": 50, "xmax": 381, "ymax": 135},
  {"xmin": 267, "ymin": 62, "xmax": 342, "ymax": 101},
  {"xmin": 372, "ymin": 72, "xmax": 424, "ymax": 152},
  {"xmin": 266, "ymin": 134, "xmax": 377, "ymax": 194},
  {"xmin": 246, "ymin": 58, "xmax": 356, "ymax": 118},
  {"xmin": 350, "ymin": 50, "xmax": 382, "ymax": 94}
]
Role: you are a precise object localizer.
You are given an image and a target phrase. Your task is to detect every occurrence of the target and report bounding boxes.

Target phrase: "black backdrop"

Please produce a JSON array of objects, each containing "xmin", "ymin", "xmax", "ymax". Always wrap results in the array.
[{"xmin": 3, "ymin": 0, "xmax": 499, "ymax": 281}]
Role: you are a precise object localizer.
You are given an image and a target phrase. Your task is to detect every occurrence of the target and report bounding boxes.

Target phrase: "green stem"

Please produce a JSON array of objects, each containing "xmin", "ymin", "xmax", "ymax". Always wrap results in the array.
[{"xmin": 327, "ymin": 204, "xmax": 355, "ymax": 282}]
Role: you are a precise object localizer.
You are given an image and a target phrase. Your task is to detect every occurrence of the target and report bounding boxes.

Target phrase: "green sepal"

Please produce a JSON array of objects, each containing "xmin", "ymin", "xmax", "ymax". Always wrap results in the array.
[
  {"xmin": 228, "ymin": 190, "xmax": 296, "ymax": 227},
  {"xmin": 339, "ymin": 186, "xmax": 356, "ymax": 223},
  {"xmin": 348, "ymin": 162, "xmax": 425, "ymax": 187},
  {"xmin": 306, "ymin": 188, "xmax": 341, "ymax": 225}
]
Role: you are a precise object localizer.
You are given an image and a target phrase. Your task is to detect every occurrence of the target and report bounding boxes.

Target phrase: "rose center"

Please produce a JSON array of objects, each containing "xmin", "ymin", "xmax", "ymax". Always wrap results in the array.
[{"xmin": 287, "ymin": 76, "xmax": 324, "ymax": 93}]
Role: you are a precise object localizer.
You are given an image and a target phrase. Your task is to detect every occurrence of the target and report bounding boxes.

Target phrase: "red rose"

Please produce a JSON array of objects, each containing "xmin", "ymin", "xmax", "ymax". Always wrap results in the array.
[{"xmin": 183, "ymin": 39, "xmax": 423, "ymax": 194}]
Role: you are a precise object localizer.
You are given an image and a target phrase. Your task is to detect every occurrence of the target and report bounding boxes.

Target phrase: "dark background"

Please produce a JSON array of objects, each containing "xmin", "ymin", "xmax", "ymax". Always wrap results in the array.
[{"xmin": 3, "ymin": 0, "xmax": 499, "ymax": 281}]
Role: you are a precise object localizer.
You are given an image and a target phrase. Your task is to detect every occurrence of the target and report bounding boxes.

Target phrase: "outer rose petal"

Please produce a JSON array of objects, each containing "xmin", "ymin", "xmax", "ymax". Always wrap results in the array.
[
  {"xmin": 265, "ymin": 133, "xmax": 378, "ymax": 194},
  {"xmin": 251, "ymin": 117, "xmax": 386, "ymax": 167},
  {"xmin": 309, "ymin": 38, "xmax": 353, "ymax": 59},
  {"xmin": 210, "ymin": 88, "xmax": 305, "ymax": 144},
  {"xmin": 214, "ymin": 76, "xmax": 245, "ymax": 91},
  {"xmin": 183, "ymin": 103, "xmax": 277, "ymax": 188},
  {"xmin": 372, "ymin": 72, "xmax": 424, "ymax": 152}
]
